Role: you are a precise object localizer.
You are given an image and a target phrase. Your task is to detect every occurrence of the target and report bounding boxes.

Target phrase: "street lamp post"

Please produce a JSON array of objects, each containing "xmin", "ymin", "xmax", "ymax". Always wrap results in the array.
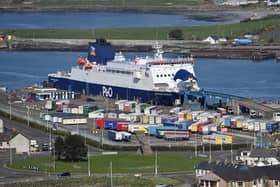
[{"xmin": 27, "ymin": 105, "xmax": 30, "ymax": 127}]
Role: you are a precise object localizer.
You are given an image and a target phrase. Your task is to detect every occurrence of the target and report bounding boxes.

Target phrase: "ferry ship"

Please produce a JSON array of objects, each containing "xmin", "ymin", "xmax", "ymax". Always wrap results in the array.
[{"xmin": 48, "ymin": 39, "xmax": 200, "ymax": 105}]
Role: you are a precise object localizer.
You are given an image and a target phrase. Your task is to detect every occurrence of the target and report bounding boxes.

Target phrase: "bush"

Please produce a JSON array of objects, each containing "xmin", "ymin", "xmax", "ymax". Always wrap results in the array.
[{"xmin": 168, "ymin": 29, "xmax": 184, "ymax": 40}]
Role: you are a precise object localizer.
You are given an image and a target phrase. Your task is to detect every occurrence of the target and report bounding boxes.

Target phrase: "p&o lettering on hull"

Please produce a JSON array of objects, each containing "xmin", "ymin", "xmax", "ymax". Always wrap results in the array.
[{"xmin": 102, "ymin": 86, "xmax": 113, "ymax": 98}]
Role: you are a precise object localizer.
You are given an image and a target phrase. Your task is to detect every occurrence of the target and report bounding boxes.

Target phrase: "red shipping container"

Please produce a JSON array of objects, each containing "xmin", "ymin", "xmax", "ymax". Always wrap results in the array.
[
  {"xmin": 116, "ymin": 122, "xmax": 129, "ymax": 131},
  {"xmin": 124, "ymin": 105, "xmax": 131, "ymax": 113},
  {"xmin": 96, "ymin": 118, "xmax": 106, "ymax": 128},
  {"xmin": 198, "ymin": 121, "xmax": 211, "ymax": 134}
]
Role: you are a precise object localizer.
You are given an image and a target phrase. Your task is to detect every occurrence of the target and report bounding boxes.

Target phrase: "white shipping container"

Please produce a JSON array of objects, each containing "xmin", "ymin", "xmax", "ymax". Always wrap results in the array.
[
  {"xmin": 63, "ymin": 107, "xmax": 71, "ymax": 113},
  {"xmin": 155, "ymin": 116, "xmax": 162, "ymax": 124},
  {"xmin": 44, "ymin": 114, "xmax": 52, "ymax": 121},
  {"xmin": 71, "ymin": 108, "xmax": 79, "ymax": 114},
  {"xmin": 78, "ymin": 105, "xmax": 84, "ymax": 114},
  {"xmin": 107, "ymin": 112, "xmax": 118, "ymax": 119},
  {"xmin": 62, "ymin": 118, "xmax": 87, "ymax": 125},
  {"xmin": 58, "ymin": 117, "xmax": 63, "ymax": 123},
  {"xmin": 45, "ymin": 100, "xmax": 53, "ymax": 110},
  {"xmin": 0, "ymin": 119, "xmax": 3, "ymax": 133},
  {"xmin": 149, "ymin": 115, "xmax": 155, "ymax": 124},
  {"xmin": 118, "ymin": 100, "xmax": 127, "ymax": 111},
  {"xmin": 119, "ymin": 113, "xmax": 129, "ymax": 121},
  {"xmin": 52, "ymin": 116, "xmax": 58, "ymax": 123},
  {"xmin": 88, "ymin": 111, "xmax": 104, "ymax": 119}
]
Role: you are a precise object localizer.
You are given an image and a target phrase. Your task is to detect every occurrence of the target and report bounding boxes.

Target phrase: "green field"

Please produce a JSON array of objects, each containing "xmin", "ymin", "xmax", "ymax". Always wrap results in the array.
[
  {"xmin": 0, "ymin": 176, "xmax": 182, "ymax": 187},
  {"xmin": 9, "ymin": 153, "xmax": 205, "ymax": 173},
  {"xmin": 2, "ymin": 18, "xmax": 280, "ymax": 42},
  {"xmin": 0, "ymin": 0, "xmax": 208, "ymax": 6}
]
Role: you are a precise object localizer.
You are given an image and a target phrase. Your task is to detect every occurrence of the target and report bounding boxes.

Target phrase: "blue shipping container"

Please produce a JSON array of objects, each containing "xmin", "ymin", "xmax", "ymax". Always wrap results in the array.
[
  {"xmin": 105, "ymin": 120, "xmax": 117, "ymax": 129},
  {"xmin": 266, "ymin": 121, "xmax": 279, "ymax": 133}
]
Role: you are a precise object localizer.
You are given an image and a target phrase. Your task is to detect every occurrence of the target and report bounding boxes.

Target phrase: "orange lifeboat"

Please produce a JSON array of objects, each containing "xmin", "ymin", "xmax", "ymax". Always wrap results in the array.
[
  {"xmin": 85, "ymin": 63, "xmax": 93, "ymax": 70},
  {"xmin": 77, "ymin": 57, "xmax": 87, "ymax": 65}
]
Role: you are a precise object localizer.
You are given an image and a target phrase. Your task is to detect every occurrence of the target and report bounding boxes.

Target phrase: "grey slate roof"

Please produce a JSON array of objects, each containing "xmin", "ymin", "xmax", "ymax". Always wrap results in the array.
[
  {"xmin": 250, "ymin": 148, "xmax": 279, "ymax": 158},
  {"xmin": 197, "ymin": 161, "xmax": 280, "ymax": 181}
]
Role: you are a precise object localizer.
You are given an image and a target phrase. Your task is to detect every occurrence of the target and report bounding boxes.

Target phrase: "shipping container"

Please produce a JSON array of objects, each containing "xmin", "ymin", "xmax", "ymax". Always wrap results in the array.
[
  {"xmin": 169, "ymin": 107, "xmax": 182, "ymax": 114},
  {"xmin": 45, "ymin": 100, "xmax": 56, "ymax": 110},
  {"xmin": 176, "ymin": 120, "xmax": 193, "ymax": 130},
  {"xmin": 128, "ymin": 124, "xmax": 149, "ymax": 134},
  {"xmin": 198, "ymin": 121, "xmax": 211, "ymax": 134},
  {"xmin": 178, "ymin": 110, "xmax": 187, "ymax": 121},
  {"xmin": 104, "ymin": 119, "xmax": 118, "ymax": 129},
  {"xmin": 144, "ymin": 106, "xmax": 157, "ymax": 115},
  {"xmin": 56, "ymin": 102, "xmax": 63, "ymax": 112},
  {"xmin": 217, "ymin": 107, "xmax": 227, "ymax": 115},
  {"xmin": 118, "ymin": 100, "xmax": 128, "ymax": 111},
  {"xmin": 202, "ymin": 134, "xmax": 232, "ymax": 144},
  {"xmin": 155, "ymin": 127, "xmax": 182, "ymax": 138},
  {"xmin": 190, "ymin": 123, "xmax": 198, "ymax": 132},
  {"xmin": 88, "ymin": 109, "xmax": 105, "ymax": 119},
  {"xmin": 273, "ymin": 112, "xmax": 280, "ymax": 122},
  {"xmin": 95, "ymin": 118, "xmax": 106, "ymax": 128},
  {"xmin": 118, "ymin": 113, "xmax": 130, "ymax": 121},
  {"xmin": 107, "ymin": 112, "xmax": 118, "ymax": 119},
  {"xmin": 266, "ymin": 121, "xmax": 279, "ymax": 133},
  {"xmin": 62, "ymin": 117, "xmax": 87, "ymax": 125},
  {"xmin": 147, "ymin": 125, "xmax": 163, "ymax": 136},
  {"xmin": 115, "ymin": 122, "xmax": 129, "ymax": 131},
  {"xmin": 135, "ymin": 103, "xmax": 148, "ymax": 114},
  {"xmin": 155, "ymin": 115, "xmax": 162, "ymax": 124},
  {"xmin": 142, "ymin": 115, "xmax": 149, "ymax": 124},
  {"xmin": 164, "ymin": 131, "xmax": 191, "ymax": 140},
  {"xmin": 129, "ymin": 113, "xmax": 143, "ymax": 123},
  {"xmin": 149, "ymin": 115, "xmax": 156, "ymax": 124},
  {"xmin": 108, "ymin": 130, "xmax": 123, "ymax": 141}
]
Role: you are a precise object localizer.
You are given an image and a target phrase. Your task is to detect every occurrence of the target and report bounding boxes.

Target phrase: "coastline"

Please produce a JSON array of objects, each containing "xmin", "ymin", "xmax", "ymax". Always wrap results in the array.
[
  {"xmin": 0, "ymin": 5, "xmax": 275, "ymax": 23},
  {"xmin": 2, "ymin": 38, "xmax": 279, "ymax": 60}
]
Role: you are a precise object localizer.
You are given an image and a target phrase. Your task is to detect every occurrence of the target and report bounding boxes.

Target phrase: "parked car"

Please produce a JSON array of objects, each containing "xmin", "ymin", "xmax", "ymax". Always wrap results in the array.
[
  {"xmin": 57, "ymin": 172, "xmax": 71, "ymax": 177},
  {"xmin": 155, "ymin": 184, "xmax": 167, "ymax": 187}
]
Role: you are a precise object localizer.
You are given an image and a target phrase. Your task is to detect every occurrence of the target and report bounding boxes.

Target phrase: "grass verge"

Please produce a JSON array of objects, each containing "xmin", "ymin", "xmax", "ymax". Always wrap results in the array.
[
  {"xmin": 8, "ymin": 153, "xmax": 206, "ymax": 173},
  {"xmin": 2, "ymin": 18, "xmax": 280, "ymax": 41},
  {"xmin": 0, "ymin": 176, "xmax": 182, "ymax": 187}
]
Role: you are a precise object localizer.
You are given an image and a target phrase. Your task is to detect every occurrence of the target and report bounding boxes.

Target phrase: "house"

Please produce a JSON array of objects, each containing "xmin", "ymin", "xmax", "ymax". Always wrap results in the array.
[
  {"xmin": 9, "ymin": 133, "xmax": 30, "ymax": 154},
  {"xmin": 0, "ymin": 134, "xmax": 9, "ymax": 149},
  {"xmin": 236, "ymin": 149, "xmax": 280, "ymax": 166},
  {"xmin": 267, "ymin": 0, "xmax": 280, "ymax": 6},
  {"xmin": 196, "ymin": 161, "xmax": 280, "ymax": 187},
  {"xmin": 203, "ymin": 36, "xmax": 219, "ymax": 44}
]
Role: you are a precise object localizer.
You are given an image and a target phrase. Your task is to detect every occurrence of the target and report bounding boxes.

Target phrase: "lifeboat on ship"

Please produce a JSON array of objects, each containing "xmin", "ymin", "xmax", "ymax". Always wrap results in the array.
[
  {"xmin": 77, "ymin": 57, "xmax": 87, "ymax": 65},
  {"xmin": 85, "ymin": 63, "xmax": 93, "ymax": 70}
]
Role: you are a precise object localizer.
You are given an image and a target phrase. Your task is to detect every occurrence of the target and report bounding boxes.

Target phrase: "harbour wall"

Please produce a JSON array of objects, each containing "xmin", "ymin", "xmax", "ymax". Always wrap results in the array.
[{"xmin": 2, "ymin": 38, "xmax": 280, "ymax": 60}]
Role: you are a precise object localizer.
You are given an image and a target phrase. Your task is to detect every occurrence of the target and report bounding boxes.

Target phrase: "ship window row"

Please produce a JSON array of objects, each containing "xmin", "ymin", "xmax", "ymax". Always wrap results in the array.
[
  {"xmin": 156, "ymin": 74, "xmax": 174, "ymax": 78},
  {"xmin": 106, "ymin": 69, "xmax": 132, "ymax": 75}
]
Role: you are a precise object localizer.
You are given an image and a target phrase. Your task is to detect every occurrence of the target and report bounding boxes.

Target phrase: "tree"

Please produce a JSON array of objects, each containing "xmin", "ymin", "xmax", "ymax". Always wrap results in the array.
[
  {"xmin": 54, "ymin": 136, "xmax": 64, "ymax": 160},
  {"xmin": 64, "ymin": 135, "xmax": 87, "ymax": 161},
  {"xmin": 168, "ymin": 29, "xmax": 184, "ymax": 40}
]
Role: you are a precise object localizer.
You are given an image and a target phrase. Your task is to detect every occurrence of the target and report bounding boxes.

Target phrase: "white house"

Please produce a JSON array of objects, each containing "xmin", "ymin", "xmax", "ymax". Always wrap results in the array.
[
  {"xmin": 236, "ymin": 149, "xmax": 280, "ymax": 166},
  {"xmin": 203, "ymin": 36, "xmax": 219, "ymax": 44},
  {"xmin": 9, "ymin": 133, "xmax": 30, "ymax": 154},
  {"xmin": 267, "ymin": 0, "xmax": 280, "ymax": 5}
]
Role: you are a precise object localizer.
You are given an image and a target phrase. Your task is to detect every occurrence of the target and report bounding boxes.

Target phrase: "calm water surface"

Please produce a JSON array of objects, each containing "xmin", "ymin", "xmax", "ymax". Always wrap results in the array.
[
  {"xmin": 0, "ymin": 51, "xmax": 279, "ymax": 101},
  {"xmin": 0, "ymin": 12, "xmax": 231, "ymax": 28}
]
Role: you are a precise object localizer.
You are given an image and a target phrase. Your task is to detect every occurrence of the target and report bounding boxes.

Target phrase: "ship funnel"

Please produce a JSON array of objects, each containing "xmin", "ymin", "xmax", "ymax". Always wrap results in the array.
[{"xmin": 87, "ymin": 39, "xmax": 115, "ymax": 64}]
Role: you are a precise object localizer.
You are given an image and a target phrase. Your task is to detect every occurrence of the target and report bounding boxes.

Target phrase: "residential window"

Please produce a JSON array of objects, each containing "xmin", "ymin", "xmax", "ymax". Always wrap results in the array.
[
  {"xmin": 238, "ymin": 181, "xmax": 243, "ymax": 187},
  {"xmin": 275, "ymin": 180, "xmax": 279, "ymax": 186}
]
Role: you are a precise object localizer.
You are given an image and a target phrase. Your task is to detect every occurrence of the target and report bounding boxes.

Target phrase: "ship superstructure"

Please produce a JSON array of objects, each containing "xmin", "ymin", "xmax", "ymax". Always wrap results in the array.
[{"xmin": 48, "ymin": 39, "xmax": 199, "ymax": 105}]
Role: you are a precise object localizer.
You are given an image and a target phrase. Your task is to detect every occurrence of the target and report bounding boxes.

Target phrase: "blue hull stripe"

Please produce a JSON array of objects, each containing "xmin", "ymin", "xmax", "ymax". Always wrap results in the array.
[{"xmin": 48, "ymin": 76, "xmax": 183, "ymax": 105}]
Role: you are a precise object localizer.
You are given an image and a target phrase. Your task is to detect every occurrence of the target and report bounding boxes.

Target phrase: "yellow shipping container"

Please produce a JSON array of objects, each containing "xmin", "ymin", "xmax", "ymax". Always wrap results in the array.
[
  {"xmin": 225, "ymin": 136, "xmax": 232, "ymax": 144},
  {"xmin": 191, "ymin": 124, "xmax": 197, "ymax": 132},
  {"xmin": 136, "ymin": 126, "xmax": 148, "ymax": 134},
  {"xmin": 142, "ymin": 116, "xmax": 149, "ymax": 124},
  {"xmin": 216, "ymin": 136, "xmax": 223, "ymax": 145},
  {"xmin": 186, "ymin": 113, "xmax": 192, "ymax": 120},
  {"xmin": 236, "ymin": 120, "xmax": 243, "ymax": 128}
]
